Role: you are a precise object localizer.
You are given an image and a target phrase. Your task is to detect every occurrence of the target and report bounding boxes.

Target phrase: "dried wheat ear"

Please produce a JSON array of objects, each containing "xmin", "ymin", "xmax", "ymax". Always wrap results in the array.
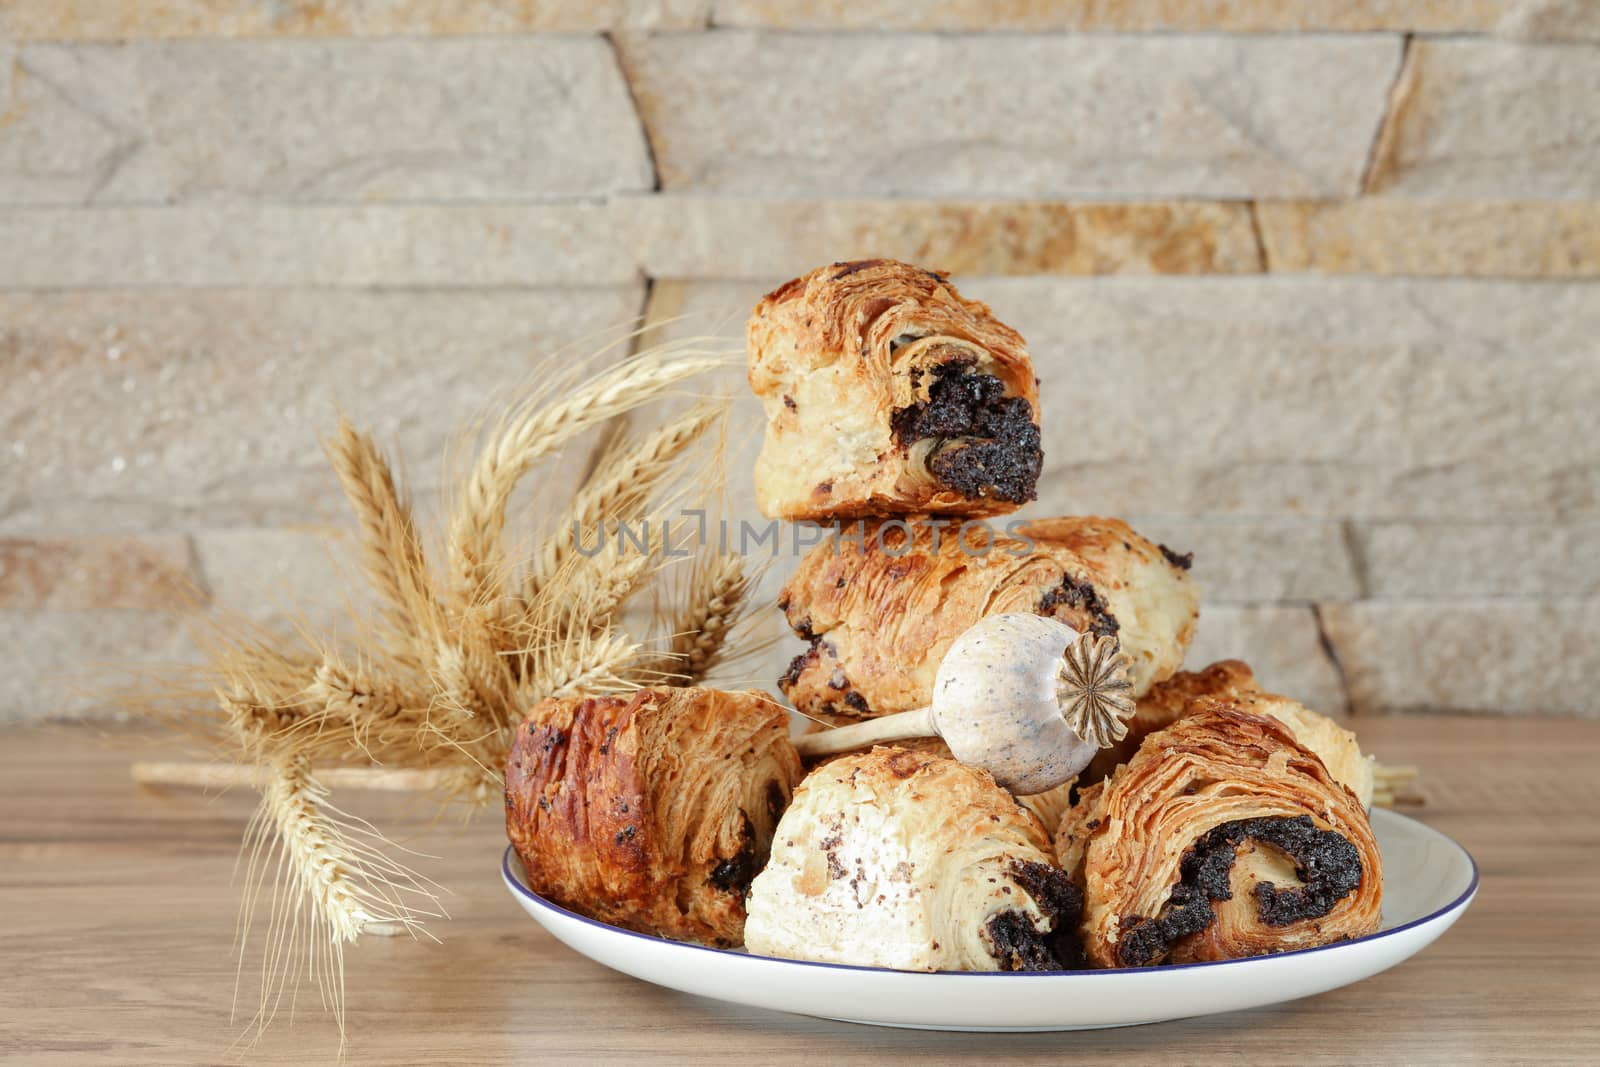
[{"xmin": 139, "ymin": 338, "xmax": 751, "ymax": 1049}]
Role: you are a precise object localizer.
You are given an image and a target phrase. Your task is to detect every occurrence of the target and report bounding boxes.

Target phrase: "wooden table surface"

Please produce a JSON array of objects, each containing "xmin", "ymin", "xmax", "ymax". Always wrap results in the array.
[{"xmin": 2, "ymin": 716, "xmax": 1597, "ymax": 1065}]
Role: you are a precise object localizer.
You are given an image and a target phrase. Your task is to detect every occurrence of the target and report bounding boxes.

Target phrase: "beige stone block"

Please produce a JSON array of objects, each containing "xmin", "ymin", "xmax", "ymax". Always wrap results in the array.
[
  {"xmin": 1184, "ymin": 604, "xmax": 1348, "ymax": 715},
  {"xmin": 1366, "ymin": 40, "xmax": 1600, "ymax": 198},
  {"xmin": 1125, "ymin": 518, "xmax": 1359, "ymax": 603},
  {"xmin": 978, "ymin": 277, "xmax": 1600, "ymax": 519},
  {"xmin": 0, "ymin": 1, "xmax": 710, "ymax": 37},
  {"xmin": 192, "ymin": 527, "xmax": 359, "ymax": 629},
  {"xmin": 712, "ymin": 1, "xmax": 1535, "ymax": 34},
  {"xmin": 16, "ymin": 1, "xmax": 1593, "ymax": 39},
  {"xmin": 0, "ymin": 39, "xmax": 651, "ymax": 203},
  {"xmin": 1355, "ymin": 522, "xmax": 1600, "ymax": 598},
  {"xmin": 0, "ymin": 286, "xmax": 647, "ymax": 531},
  {"xmin": 0, "ymin": 534, "xmax": 200, "ymax": 610},
  {"xmin": 1493, "ymin": 0, "xmax": 1600, "ymax": 42},
  {"xmin": 615, "ymin": 198, "xmax": 1262, "ymax": 279},
  {"xmin": 0, "ymin": 609, "xmax": 195, "ymax": 721},
  {"xmin": 0, "ymin": 205, "xmax": 635, "ymax": 288},
  {"xmin": 618, "ymin": 33, "xmax": 1400, "ymax": 198},
  {"xmin": 1321, "ymin": 599, "xmax": 1600, "ymax": 716},
  {"xmin": 1258, "ymin": 200, "xmax": 1600, "ymax": 277}
]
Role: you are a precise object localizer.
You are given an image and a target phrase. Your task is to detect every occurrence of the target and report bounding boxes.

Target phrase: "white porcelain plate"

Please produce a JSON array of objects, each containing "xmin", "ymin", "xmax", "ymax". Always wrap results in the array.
[{"xmin": 501, "ymin": 808, "xmax": 1476, "ymax": 1031}]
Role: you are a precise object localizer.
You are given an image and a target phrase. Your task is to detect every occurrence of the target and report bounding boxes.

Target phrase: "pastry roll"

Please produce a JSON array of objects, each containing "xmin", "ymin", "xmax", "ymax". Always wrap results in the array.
[
  {"xmin": 745, "ymin": 747, "xmax": 1083, "ymax": 972},
  {"xmin": 1079, "ymin": 660, "xmax": 1375, "ymax": 809},
  {"xmin": 1058, "ymin": 702, "xmax": 1382, "ymax": 967},
  {"xmin": 747, "ymin": 259, "xmax": 1042, "ymax": 521},
  {"xmin": 778, "ymin": 516, "xmax": 1197, "ymax": 722},
  {"xmin": 505, "ymin": 686, "xmax": 802, "ymax": 946}
]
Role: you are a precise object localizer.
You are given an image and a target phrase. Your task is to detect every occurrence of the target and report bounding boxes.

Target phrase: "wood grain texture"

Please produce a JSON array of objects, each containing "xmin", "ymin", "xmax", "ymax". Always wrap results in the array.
[{"xmin": 2, "ymin": 717, "xmax": 1597, "ymax": 1064}]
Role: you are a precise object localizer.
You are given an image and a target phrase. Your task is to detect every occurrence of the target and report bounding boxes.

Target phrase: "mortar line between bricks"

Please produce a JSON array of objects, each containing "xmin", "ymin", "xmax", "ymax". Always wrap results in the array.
[
  {"xmin": 1359, "ymin": 32, "xmax": 1415, "ymax": 195},
  {"xmin": 1310, "ymin": 603, "xmax": 1355, "ymax": 716},
  {"xmin": 1339, "ymin": 519, "xmax": 1371, "ymax": 600},
  {"xmin": 179, "ymin": 531, "xmax": 215, "ymax": 607},
  {"xmin": 1245, "ymin": 201, "xmax": 1270, "ymax": 272},
  {"xmin": 604, "ymin": 32, "xmax": 663, "ymax": 194}
]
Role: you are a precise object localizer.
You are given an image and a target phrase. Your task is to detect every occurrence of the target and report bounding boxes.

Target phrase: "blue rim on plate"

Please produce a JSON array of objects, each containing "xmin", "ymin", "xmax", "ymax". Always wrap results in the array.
[{"xmin": 501, "ymin": 828, "xmax": 1479, "ymax": 978}]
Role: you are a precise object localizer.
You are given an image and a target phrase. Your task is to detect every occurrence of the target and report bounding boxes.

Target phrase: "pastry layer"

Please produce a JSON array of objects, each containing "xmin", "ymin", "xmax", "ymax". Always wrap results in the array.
[
  {"xmin": 1057, "ymin": 702, "xmax": 1382, "ymax": 967},
  {"xmin": 1078, "ymin": 659, "xmax": 1376, "ymax": 810},
  {"xmin": 505, "ymin": 686, "xmax": 802, "ymax": 946},
  {"xmin": 748, "ymin": 259, "xmax": 1041, "ymax": 520},
  {"xmin": 745, "ymin": 747, "xmax": 1082, "ymax": 971},
  {"xmin": 777, "ymin": 516, "xmax": 1198, "ymax": 721}
]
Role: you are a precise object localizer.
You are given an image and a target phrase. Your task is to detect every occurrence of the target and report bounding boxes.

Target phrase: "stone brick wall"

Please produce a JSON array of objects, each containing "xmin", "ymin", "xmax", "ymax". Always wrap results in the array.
[{"xmin": 2, "ymin": 2, "xmax": 1595, "ymax": 720}]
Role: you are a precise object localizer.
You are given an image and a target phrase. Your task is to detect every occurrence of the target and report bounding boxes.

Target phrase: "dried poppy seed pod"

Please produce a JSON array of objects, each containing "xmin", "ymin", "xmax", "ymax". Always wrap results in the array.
[{"xmin": 793, "ymin": 613, "xmax": 1134, "ymax": 794}]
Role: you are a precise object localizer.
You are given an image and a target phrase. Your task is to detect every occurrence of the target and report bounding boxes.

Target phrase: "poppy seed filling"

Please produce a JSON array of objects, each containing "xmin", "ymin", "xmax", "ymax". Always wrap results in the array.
[
  {"xmin": 708, "ymin": 814, "xmax": 757, "ymax": 895},
  {"xmin": 1039, "ymin": 574, "xmax": 1120, "ymax": 639},
  {"xmin": 983, "ymin": 860, "xmax": 1087, "ymax": 972},
  {"xmin": 889, "ymin": 361, "xmax": 1041, "ymax": 504},
  {"xmin": 1115, "ymin": 814, "xmax": 1364, "ymax": 967}
]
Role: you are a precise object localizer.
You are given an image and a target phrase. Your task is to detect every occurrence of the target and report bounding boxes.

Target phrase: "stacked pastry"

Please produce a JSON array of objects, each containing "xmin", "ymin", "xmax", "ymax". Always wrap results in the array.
[
  {"xmin": 738, "ymin": 260, "xmax": 1180, "ymax": 969},
  {"xmin": 504, "ymin": 259, "xmax": 1385, "ymax": 975},
  {"xmin": 741, "ymin": 260, "xmax": 1380, "ymax": 971}
]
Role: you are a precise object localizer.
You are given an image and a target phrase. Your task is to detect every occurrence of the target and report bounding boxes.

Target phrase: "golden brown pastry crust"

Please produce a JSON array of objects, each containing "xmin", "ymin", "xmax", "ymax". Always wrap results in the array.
[
  {"xmin": 745, "ymin": 747, "xmax": 1081, "ymax": 972},
  {"xmin": 778, "ymin": 517, "xmax": 1197, "ymax": 721},
  {"xmin": 1079, "ymin": 660, "xmax": 1375, "ymax": 809},
  {"xmin": 1057, "ymin": 702, "xmax": 1382, "ymax": 967},
  {"xmin": 747, "ymin": 259, "xmax": 1041, "ymax": 521},
  {"xmin": 504, "ymin": 686, "xmax": 802, "ymax": 946}
]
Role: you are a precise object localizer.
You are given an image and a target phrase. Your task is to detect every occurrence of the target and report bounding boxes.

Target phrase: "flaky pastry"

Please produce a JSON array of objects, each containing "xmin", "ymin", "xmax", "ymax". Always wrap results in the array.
[
  {"xmin": 779, "ymin": 517, "xmax": 1197, "ymax": 722},
  {"xmin": 1079, "ymin": 659, "xmax": 1376, "ymax": 809},
  {"xmin": 745, "ymin": 747, "xmax": 1082, "ymax": 971},
  {"xmin": 748, "ymin": 259, "xmax": 1041, "ymax": 520},
  {"xmin": 1057, "ymin": 702, "xmax": 1382, "ymax": 967},
  {"xmin": 505, "ymin": 686, "xmax": 802, "ymax": 946}
]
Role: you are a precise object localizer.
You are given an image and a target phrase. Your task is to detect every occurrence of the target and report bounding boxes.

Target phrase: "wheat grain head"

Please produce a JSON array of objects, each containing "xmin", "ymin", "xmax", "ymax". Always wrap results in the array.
[
  {"xmin": 233, "ymin": 752, "xmax": 440, "ymax": 1051},
  {"xmin": 446, "ymin": 344, "xmax": 730, "ymax": 610},
  {"xmin": 523, "ymin": 401, "xmax": 726, "ymax": 602}
]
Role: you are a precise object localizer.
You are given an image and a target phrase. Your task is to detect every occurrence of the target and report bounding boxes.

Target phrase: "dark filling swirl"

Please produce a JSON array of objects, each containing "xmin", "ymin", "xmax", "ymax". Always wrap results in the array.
[
  {"xmin": 1115, "ymin": 814, "xmax": 1364, "ymax": 967},
  {"xmin": 707, "ymin": 814, "xmax": 757, "ymax": 896},
  {"xmin": 890, "ymin": 361, "xmax": 1041, "ymax": 505},
  {"xmin": 1038, "ymin": 573, "xmax": 1120, "ymax": 639},
  {"xmin": 983, "ymin": 860, "xmax": 1087, "ymax": 972}
]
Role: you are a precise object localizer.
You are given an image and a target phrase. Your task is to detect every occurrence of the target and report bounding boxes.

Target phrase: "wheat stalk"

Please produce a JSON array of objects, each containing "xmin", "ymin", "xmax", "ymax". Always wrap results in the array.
[
  {"xmin": 219, "ymin": 651, "xmax": 325, "ymax": 758},
  {"xmin": 325, "ymin": 419, "xmax": 442, "ymax": 655},
  {"xmin": 448, "ymin": 348, "xmax": 726, "ymax": 609},
  {"xmin": 583, "ymin": 410, "xmax": 635, "ymax": 482},
  {"xmin": 522, "ymin": 629, "xmax": 644, "ymax": 706},
  {"xmin": 523, "ymin": 403, "xmax": 724, "ymax": 601},
  {"xmin": 562, "ymin": 540, "xmax": 657, "ymax": 637},
  {"xmin": 235, "ymin": 752, "xmax": 439, "ymax": 1049},
  {"xmin": 654, "ymin": 552, "xmax": 751, "ymax": 684},
  {"xmin": 416, "ymin": 626, "xmax": 528, "ymax": 798},
  {"xmin": 427, "ymin": 638, "xmax": 508, "ymax": 735},
  {"xmin": 304, "ymin": 657, "xmax": 432, "ymax": 765},
  {"xmin": 138, "ymin": 340, "xmax": 739, "ymax": 1050}
]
